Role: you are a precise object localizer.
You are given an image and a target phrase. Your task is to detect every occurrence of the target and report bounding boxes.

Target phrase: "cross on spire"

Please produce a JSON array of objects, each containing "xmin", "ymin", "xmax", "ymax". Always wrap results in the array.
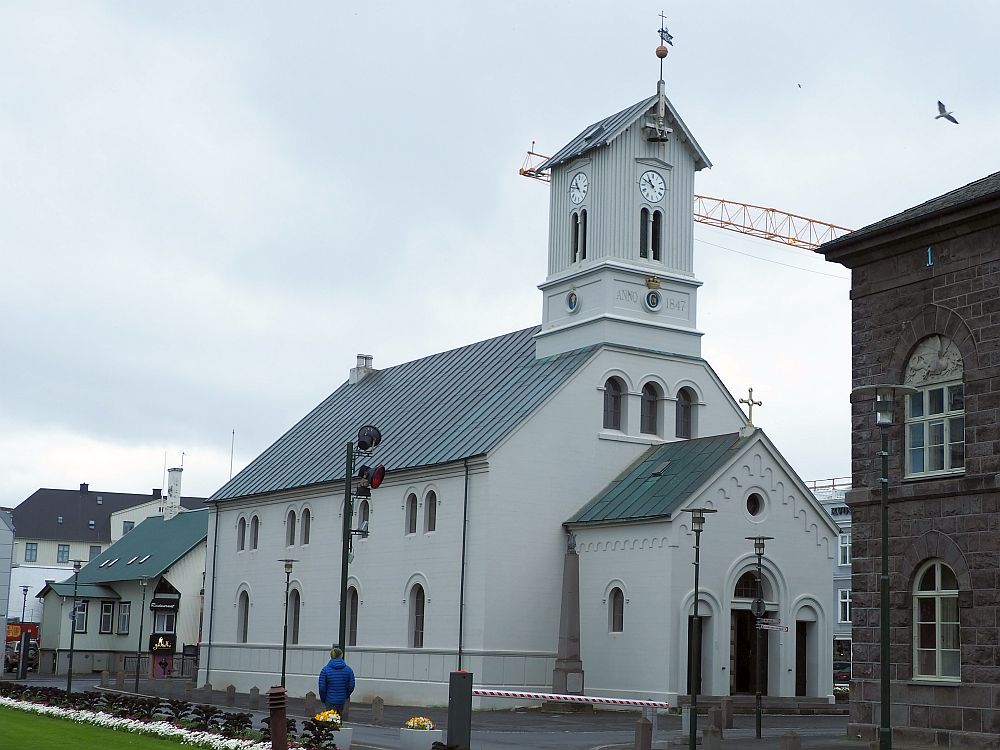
[{"xmin": 739, "ymin": 387, "xmax": 762, "ymax": 427}]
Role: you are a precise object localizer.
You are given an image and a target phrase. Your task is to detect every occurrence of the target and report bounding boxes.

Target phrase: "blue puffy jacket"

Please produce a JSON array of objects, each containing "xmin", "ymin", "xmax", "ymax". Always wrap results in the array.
[{"xmin": 318, "ymin": 658, "xmax": 355, "ymax": 706}]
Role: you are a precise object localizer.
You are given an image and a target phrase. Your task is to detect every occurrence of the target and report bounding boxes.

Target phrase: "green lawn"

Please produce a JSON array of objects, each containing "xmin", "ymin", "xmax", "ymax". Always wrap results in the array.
[{"xmin": 0, "ymin": 706, "xmax": 189, "ymax": 749}]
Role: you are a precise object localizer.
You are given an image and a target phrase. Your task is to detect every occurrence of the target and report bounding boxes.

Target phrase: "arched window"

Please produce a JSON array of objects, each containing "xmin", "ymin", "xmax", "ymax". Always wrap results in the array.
[
  {"xmin": 347, "ymin": 586, "xmax": 359, "ymax": 647},
  {"xmin": 237, "ymin": 518, "xmax": 246, "ymax": 552},
  {"xmin": 609, "ymin": 587, "xmax": 625, "ymax": 633},
  {"xmin": 640, "ymin": 207, "xmax": 650, "ymax": 258},
  {"xmin": 734, "ymin": 572, "xmax": 758, "ymax": 599},
  {"xmin": 409, "ymin": 583, "xmax": 425, "ymax": 648},
  {"xmin": 904, "ymin": 336, "xmax": 964, "ymax": 477},
  {"xmin": 651, "ymin": 210, "xmax": 663, "ymax": 261},
  {"xmin": 300, "ymin": 508, "xmax": 311, "ymax": 545},
  {"xmin": 571, "ymin": 210, "xmax": 588, "ymax": 263},
  {"xmin": 580, "ymin": 209, "xmax": 588, "ymax": 260},
  {"xmin": 288, "ymin": 589, "xmax": 301, "ymax": 645},
  {"xmin": 424, "ymin": 491, "xmax": 437, "ymax": 533},
  {"xmin": 250, "ymin": 516, "xmax": 259, "ymax": 550},
  {"xmin": 913, "ymin": 560, "xmax": 960, "ymax": 680},
  {"xmin": 286, "ymin": 510, "xmax": 297, "ymax": 547},
  {"xmin": 237, "ymin": 591, "xmax": 250, "ymax": 643},
  {"xmin": 603, "ymin": 378, "xmax": 624, "ymax": 431},
  {"xmin": 676, "ymin": 387, "xmax": 694, "ymax": 439},
  {"xmin": 358, "ymin": 499, "xmax": 370, "ymax": 534},
  {"xmin": 640, "ymin": 382, "xmax": 660, "ymax": 435},
  {"xmin": 405, "ymin": 494, "xmax": 417, "ymax": 535}
]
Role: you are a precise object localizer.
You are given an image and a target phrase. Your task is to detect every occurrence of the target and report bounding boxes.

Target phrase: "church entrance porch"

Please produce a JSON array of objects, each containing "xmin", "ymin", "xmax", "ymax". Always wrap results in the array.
[{"xmin": 730, "ymin": 610, "xmax": 768, "ymax": 695}]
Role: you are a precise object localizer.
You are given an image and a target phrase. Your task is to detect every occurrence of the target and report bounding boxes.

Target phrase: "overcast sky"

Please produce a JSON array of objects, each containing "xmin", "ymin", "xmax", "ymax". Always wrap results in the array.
[{"xmin": 2, "ymin": 2, "xmax": 997, "ymax": 504}]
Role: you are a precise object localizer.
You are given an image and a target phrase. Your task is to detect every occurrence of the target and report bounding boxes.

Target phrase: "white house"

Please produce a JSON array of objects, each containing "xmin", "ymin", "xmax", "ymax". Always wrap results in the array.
[{"xmin": 197, "ymin": 65, "xmax": 839, "ymax": 707}]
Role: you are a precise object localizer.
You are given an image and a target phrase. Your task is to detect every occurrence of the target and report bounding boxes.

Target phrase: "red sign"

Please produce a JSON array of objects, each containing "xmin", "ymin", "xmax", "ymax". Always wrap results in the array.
[{"xmin": 5, "ymin": 623, "xmax": 39, "ymax": 643}]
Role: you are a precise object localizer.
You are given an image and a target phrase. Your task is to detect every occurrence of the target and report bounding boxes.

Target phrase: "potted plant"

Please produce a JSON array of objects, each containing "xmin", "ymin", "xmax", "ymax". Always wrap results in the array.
[
  {"xmin": 399, "ymin": 716, "xmax": 443, "ymax": 750},
  {"xmin": 311, "ymin": 708, "xmax": 352, "ymax": 750}
]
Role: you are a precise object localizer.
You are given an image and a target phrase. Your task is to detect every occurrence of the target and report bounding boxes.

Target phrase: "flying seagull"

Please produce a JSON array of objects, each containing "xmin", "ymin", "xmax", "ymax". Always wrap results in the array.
[{"xmin": 936, "ymin": 101, "xmax": 959, "ymax": 124}]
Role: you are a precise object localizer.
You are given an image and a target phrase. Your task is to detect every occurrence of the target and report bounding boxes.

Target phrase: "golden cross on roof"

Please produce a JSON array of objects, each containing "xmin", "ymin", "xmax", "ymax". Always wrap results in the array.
[{"xmin": 739, "ymin": 387, "xmax": 762, "ymax": 427}]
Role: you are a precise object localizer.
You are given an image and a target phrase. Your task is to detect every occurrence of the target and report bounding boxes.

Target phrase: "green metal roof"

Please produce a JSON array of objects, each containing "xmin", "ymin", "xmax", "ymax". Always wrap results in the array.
[
  {"xmin": 40, "ymin": 582, "xmax": 119, "ymax": 599},
  {"xmin": 566, "ymin": 433, "xmax": 749, "ymax": 525},
  {"xmin": 71, "ymin": 509, "xmax": 208, "ymax": 584},
  {"xmin": 211, "ymin": 327, "xmax": 599, "ymax": 501}
]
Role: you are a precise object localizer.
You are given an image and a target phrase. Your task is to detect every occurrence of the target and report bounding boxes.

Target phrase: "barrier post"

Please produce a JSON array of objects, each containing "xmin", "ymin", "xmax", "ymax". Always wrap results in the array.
[{"xmin": 448, "ymin": 671, "xmax": 473, "ymax": 750}]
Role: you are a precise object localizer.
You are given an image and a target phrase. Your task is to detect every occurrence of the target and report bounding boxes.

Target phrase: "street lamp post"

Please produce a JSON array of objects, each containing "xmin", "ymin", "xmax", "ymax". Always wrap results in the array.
[
  {"xmin": 278, "ymin": 559, "xmax": 298, "ymax": 687},
  {"xmin": 18, "ymin": 586, "xmax": 30, "ymax": 679},
  {"xmin": 746, "ymin": 536, "xmax": 773, "ymax": 739},
  {"xmin": 66, "ymin": 560, "xmax": 83, "ymax": 693},
  {"xmin": 852, "ymin": 384, "xmax": 917, "ymax": 750},
  {"xmin": 682, "ymin": 507, "xmax": 716, "ymax": 750},
  {"xmin": 134, "ymin": 576, "xmax": 149, "ymax": 694}
]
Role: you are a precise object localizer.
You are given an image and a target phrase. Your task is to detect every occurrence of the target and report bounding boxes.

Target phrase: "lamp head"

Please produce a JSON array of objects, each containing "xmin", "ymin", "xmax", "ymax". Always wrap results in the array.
[
  {"xmin": 281, "ymin": 558, "xmax": 297, "ymax": 574},
  {"xmin": 356, "ymin": 425, "xmax": 382, "ymax": 451},
  {"xmin": 139, "ymin": 576, "xmax": 149, "ymax": 588},
  {"xmin": 682, "ymin": 507, "xmax": 717, "ymax": 533},
  {"xmin": 851, "ymin": 384, "xmax": 919, "ymax": 427},
  {"xmin": 746, "ymin": 535, "xmax": 774, "ymax": 556}
]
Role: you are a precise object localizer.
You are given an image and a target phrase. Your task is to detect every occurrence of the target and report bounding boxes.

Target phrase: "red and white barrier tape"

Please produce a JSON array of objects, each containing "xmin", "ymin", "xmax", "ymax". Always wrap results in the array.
[{"xmin": 472, "ymin": 688, "xmax": 670, "ymax": 709}]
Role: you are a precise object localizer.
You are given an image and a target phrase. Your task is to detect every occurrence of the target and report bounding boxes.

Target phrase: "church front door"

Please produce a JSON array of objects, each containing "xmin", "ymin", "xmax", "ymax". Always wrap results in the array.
[{"xmin": 730, "ymin": 610, "xmax": 768, "ymax": 694}]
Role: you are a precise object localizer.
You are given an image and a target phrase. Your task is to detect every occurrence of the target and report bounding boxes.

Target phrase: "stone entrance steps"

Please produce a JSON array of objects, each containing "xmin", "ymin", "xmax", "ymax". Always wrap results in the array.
[{"xmin": 676, "ymin": 695, "xmax": 847, "ymax": 715}]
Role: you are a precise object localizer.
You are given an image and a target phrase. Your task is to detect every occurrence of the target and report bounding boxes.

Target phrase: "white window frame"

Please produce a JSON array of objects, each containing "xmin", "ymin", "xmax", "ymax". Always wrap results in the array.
[
  {"xmin": 838, "ymin": 589, "xmax": 851, "ymax": 623},
  {"xmin": 905, "ymin": 381, "xmax": 964, "ymax": 478},
  {"xmin": 838, "ymin": 533, "xmax": 851, "ymax": 565},
  {"xmin": 99, "ymin": 601, "xmax": 115, "ymax": 634},
  {"xmin": 57, "ymin": 544, "xmax": 70, "ymax": 563},
  {"xmin": 153, "ymin": 610, "xmax": 176, "ymax": 634},
  {"xmin": 913, "ymin": 560, "xmax": 961, "ymax": 682},
  {"xmin": 117, "ymin": 602, "xmax": 131, "ymax": 634},
  {"xmin": 74, "ymin": 600, "xmax": 89, "ymax": 633},
  {"xmin": 24, "ymin": 543, "xmax": 37, "ymax": 562}
]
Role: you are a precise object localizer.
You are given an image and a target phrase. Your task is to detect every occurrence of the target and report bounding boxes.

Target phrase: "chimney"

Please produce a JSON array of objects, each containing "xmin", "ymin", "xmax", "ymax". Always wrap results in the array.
[
  {"xmin": 349, "ymin": 353, "xmax": 377, "ymax": 384},
  {"xmin": 80, "ymin": 482, "xmax": 89, "ymax": 493},
  {"xmin": 164, "ymin": 467, "xmax": 182, "ymax": 521},
  {"xmin": 152, "ymin": 488, "xmax": 162, "ymax": 500}
]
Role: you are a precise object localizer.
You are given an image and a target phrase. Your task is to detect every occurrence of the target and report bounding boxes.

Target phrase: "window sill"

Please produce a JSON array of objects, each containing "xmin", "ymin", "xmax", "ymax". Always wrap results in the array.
[
  {"xmin": 903, "ymin": 469, "xmax": 965, "ymax": 482},
  {"xmin": 907, "ymin": 677, "xmax": 961, "ymax": 686},
  {"xmin": 598, "ymin": 431, "xmax": 664, "ymax": 445}
]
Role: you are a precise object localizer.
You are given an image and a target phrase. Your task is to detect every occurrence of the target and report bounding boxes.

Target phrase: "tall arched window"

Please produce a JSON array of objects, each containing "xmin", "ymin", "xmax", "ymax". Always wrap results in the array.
[
  {"xmin": 347, "ymin": 586, "xmax": 359, "ymax": 647},
  {"xmin": 603, "ymin": 378, "xmax": 624, "ymax": 431},
  {"xmin": 237, "ymin": 591, "xmax": 250, "ymax": 643},
  {"xmin": 651, "ymin": 210, "xmax": 663, "ymax": 261},
  {"xmin": 300, "ymin": 508, "xmax": 311, "ymax": 545},
  {"xmin": 250, "ymin": 516, "xmax": 259, "ymax": 550},
  {"xmin": 676, "ymin": 387, "xmax": 694, "ymax": 439},
  {"xmin": 405, "ymin": 494, "xmax": 417, "ymax": 535},
  {"xmin": 424, "ymin": 491, "xmax": 437, "ymax": 533},
  {"xmin": 640, "ymin": 382, "xmax": 660, "ymax": 435},
  {"xmin": 734, "ymin": 572, "xmax": 758, "ymax": 599},
  {"xmin": 609, "ymin": 587, "xmax": 625, "ymax": 633},
  {"xmin": 286, "ymin": 510, "xmax": 297, "ymax": 547},
  {"xmin": 904, "ymin": 335, "xmax": 964, "ymax": 477},
  {"xmin": 237, "ymin": 518, "xmax": 246, "ymax": 552},
  {"xmin": 409, "ymin": 583, "xmax": 425, "ymax": 648},
  {"xmin": 913, "ymin": 560, "xmax": 960, "ymax": 680},
  {"xmin": 571, "ymin": 210, "xmax": 588, "ymax": 263},
  {"xmin": 639, "ymin": 207, "xmax": 650, "ymax": 258},
  {"xmin": 288, "ymin": 589, "xmax": 301, "ymax": 645}
]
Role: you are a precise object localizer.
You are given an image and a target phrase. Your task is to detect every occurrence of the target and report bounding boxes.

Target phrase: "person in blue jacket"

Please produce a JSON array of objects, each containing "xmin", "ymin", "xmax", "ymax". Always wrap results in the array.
[{"xmin": 318, "ymin": 647, "xmax": 355, "ymax": 713}]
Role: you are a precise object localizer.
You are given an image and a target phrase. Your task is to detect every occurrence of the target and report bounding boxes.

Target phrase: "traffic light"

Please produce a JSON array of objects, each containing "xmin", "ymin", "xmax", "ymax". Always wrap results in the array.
[{"xmin": 357, "ymin": 425, "xmax": 382, "ymax": 451}]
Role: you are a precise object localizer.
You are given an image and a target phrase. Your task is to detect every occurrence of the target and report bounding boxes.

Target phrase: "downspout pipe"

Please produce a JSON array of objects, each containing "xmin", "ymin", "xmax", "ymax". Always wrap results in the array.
[{"xmin": 457, "ymin": 458, "xmax": 471, "ymax": 669}]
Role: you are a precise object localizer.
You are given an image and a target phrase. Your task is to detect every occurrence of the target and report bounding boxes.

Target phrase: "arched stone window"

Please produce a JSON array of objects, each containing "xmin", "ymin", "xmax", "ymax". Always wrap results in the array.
[
  {"xmin": 603, "ymin": 377, "xmax": 625, "ymax": 431},
  {"xmin": 286, "ymin": 510, "xmax": 297, "ymax": 547},
  {"xmin": 424, "ymin": 491, "xmax": 437, "ymax": 533},
  {"xmin": 651, "ymin": 209, "xmax": 663, "ymax": 261},
  {"xmin": 409, "ymin": 583, "xmax": 426, "ymax": 648},
  {"xmin": 237, "ymin": 590, "xmax": 250, "ymax": 643},
  {"xmin": 288, "ymin": 589, "xmax": 301, "ymax": 645},
  {"xmin": 571, "ymin": 210, "xmax": 588, "ymax": 263},
  {"xmin": 347, "ymin": 586, "xmax": 359, "ymax": 647},
  {"xmin": 913, "ymin": 560, "xmax": 960, "ymax": 680},
  {"xmin": 237, "ymin": 517, "xmax": 246, "ymax": 552},
  {"xmin": 904, "ymin": 335, "xmax": 965, "ymax": 477},
  {"xmin": 734, "ymin": 572, "xmax": 759, "ymax": 599},
  {"xmin": 405, "ymin": 494, "xmax": 417, "ymax": 535},
  {"xmin": 300, "ymin": 508, "xmax": 311, "ymax": 545},
  {"xmin": 640, "ymin": 207, "xmax": 650, "ymax": 258},
  {"xmin": 676, "ymin": 387, "xmax": 695, "ymax": 438},
  {"xmin": 358, "ymin": 499, "xmax": 370, "ymax": 533},
  {"xmin": 609, "ymin": 587, "xmax": 625, "ymax": 633},
  {"xmin": 640, "ymin": 382, "xmax": 660, "ymax": 435},
  {"xmin": 250, "ymin": 516, "xmax": 260, "ymax": 550}
]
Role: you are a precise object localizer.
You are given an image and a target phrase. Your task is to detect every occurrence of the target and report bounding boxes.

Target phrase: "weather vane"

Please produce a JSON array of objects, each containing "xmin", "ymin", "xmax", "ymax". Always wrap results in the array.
[{"xmin": 658, "ymin": 11, "xmax": 673, "ymax": 46}]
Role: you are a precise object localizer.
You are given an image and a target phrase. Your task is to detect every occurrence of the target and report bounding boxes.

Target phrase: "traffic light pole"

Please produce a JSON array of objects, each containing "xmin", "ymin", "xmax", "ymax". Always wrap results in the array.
[{"xmin": 338, "ymin": 440, "xmax": 355, "ymax": 655}]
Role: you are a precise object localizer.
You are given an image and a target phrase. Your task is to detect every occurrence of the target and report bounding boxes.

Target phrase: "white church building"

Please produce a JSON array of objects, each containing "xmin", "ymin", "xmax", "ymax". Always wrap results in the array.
[{"xmin": 198, "ymin": 68, "xmax": 839, "ymax": 707}]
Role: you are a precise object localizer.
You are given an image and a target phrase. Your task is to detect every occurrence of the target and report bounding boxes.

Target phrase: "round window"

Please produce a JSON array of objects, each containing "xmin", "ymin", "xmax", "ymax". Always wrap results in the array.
[{"xmin": 747, "ymin": 493, "xmax": 764, "ymax": 516}]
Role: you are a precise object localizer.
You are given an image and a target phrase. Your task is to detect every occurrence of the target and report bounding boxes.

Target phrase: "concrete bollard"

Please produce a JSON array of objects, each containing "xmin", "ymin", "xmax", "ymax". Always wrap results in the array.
[
  {"xmin": 267, "ymin": 686, "xmax": 288, "ymax": 750},
  {"xmin": 702, "ymin": 726, "xmax": 722, "ymax": 750},
  {"xmin": 225, "ymin": 685, "xmax": 236, "ymax": 707},
  {"xmin": 780, "ymin": 730, "xmax": 802, "ymax": 750},
  {"xmin": 100, "ymin": 670, "xmax": 109, "ymax": 687},
  {"xmin": 632, "ymin": 716, "xmax": 652, "ymax": 750},
  {"xmin": 115, "ymin": 671, "xmax": 125, "ymax": 689},
  {"xmin": 371, "ymin": 696, "xmax": 384, "ymax": 725},
  {"xmin": 249, "ymin": 687, "xmax": 260, "ymax": 711},
  {"xmin": 304, "ymin": 691, "xmax": 317, "ymax": 717},
  {"xmin": 720, "ymin": 696, "xmax": 734, "ymax": 729},
  {"xmin": 183, "ymin": 682, "xmax": 194, "ymax": 701},
  {"xmin": 708, "ymin": 706, "xmax": 724, "ymax": 735}
]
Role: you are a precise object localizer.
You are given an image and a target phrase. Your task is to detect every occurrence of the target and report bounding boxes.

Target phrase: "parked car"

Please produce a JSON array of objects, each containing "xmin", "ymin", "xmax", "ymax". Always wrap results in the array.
[
  {"xmin": 833, "ymin": 660, "xmax": 851, "ymax": 684},
  {"xmin": 4, "ymin": 639, "xmax": 39, "ymax": 673}
]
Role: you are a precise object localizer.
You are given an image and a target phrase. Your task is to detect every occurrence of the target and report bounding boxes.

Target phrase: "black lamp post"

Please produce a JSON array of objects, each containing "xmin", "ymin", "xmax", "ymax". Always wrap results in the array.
[
  {"xmin": 851, "ymin": 384, "xmax": 917, "ymax": 750},
  {"xmin": 66, "ymin": 560, "xmax": 83, "ymax": 693},
  {"xmin": 134, "ymin": 576, "xmax": 149, "ymax": 694},
  {"xmin": 18, "ymin": 586, "xmax": 30, "ymax": 679},
  {"xmin": 338, "ymin": 425, "xmax": 382, "ymax": 654},
  {"xmin": 20, "ymin": 585, "xmax": 29, "ymax": 622},
  {"xmin": 746, "ymin": 536, "xmax": 773, "ymax": 739},
  {"xmin": 682, "ymin": 507, "xmax": 716, "ymax": 750},
  {"xmin": 279, "ymin": 558, "xmax": 298, "ymax": 687}
]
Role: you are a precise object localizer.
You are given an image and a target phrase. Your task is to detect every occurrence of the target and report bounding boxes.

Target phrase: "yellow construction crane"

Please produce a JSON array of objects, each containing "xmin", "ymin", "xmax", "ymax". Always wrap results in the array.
[{"xmin": 520, "ymin": 148, "xmax": 852, "ymax": 250}]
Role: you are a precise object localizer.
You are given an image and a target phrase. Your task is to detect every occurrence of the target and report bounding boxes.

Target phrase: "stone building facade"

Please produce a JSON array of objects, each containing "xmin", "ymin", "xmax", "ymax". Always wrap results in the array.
[{"xmin": 819, "ymin": 172, "xmax": 1000, "ymax": 748}]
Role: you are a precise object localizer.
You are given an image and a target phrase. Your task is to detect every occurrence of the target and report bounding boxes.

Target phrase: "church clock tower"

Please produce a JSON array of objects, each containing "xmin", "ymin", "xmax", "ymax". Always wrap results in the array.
[{"xmin": 534, "ymin": 41, "xmax": 711, "ymax": 359}]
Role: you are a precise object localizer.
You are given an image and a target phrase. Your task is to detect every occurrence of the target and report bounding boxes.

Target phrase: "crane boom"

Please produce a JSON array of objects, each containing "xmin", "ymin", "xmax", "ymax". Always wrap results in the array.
[{"xmin": 520, "ymin": 148, "xmax": 851, "ymax": 250}]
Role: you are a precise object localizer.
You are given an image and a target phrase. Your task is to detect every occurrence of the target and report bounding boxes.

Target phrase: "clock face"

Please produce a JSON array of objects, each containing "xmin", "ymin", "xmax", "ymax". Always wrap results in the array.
[
  {"xmin": 639, "ymin": 170, "xmax": 665, "ymax": 202},
  {"xmin": 569, "ymin": 172, "xmax": 589, "ymax": 204}
]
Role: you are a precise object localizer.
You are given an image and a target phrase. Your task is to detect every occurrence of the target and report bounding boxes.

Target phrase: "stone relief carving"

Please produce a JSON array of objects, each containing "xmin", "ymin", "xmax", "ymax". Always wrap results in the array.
[{"xmin": 905, "ymin": 335, "xmax": 963, "ymax": 385}]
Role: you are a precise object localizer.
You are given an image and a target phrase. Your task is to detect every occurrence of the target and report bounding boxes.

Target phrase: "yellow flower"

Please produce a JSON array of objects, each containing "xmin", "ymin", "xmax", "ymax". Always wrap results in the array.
[
  {"xmin": 314, "ymin": 709, "xmax": 342, "ymax": 727},
  {"xmin": 404, "ymin": 716, "xmax": 434, "ymax": 730}
]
